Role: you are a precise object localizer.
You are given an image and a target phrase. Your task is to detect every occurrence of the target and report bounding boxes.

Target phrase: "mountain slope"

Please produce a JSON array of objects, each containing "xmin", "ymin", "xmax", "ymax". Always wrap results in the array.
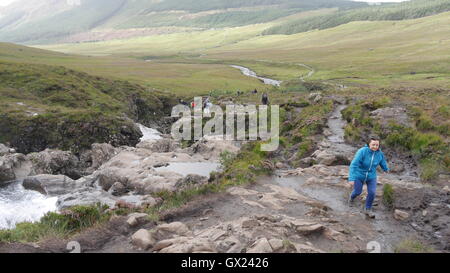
[
  {"xmin": 0, "ymin": 0, "xmax": 365, "ymax": 44},
  {"xmin": 263, "ymin": 0, "xmax": 450, "ymax": 35}
]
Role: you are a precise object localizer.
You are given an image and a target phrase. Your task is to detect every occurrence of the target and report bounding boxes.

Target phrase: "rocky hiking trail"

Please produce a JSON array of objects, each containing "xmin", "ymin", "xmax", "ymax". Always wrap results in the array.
[{"xmin": 1, "ymin": 97, "xmax": 449, "ymax": 253}]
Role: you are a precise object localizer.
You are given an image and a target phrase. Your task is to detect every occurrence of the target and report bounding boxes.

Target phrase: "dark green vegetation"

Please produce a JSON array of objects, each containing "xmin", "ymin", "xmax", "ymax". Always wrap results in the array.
[
  {"xmin": 0, "ymin": 0, "xmax": 365, "ymax": 44},
  {"xmin": 147, "ymin": 0, "xmax": 363, "ymax": 13},
  {"xmin": 0, "ymin": 204, "xmax": 110, "ymax": 243},
  {"xmin": 341, "ymin": 89, "xmax": 449, "ymax": 182},
  {"xmin": 0, "ymin": 61, "xmax": 177, "ymax": 153},
  {"xmin": 382, "ymin": 183, "xmax": 395, "ymax": 209},
  {"xmin": 264, "ymin": 0, "xmax": 450, "ymax": 35}
]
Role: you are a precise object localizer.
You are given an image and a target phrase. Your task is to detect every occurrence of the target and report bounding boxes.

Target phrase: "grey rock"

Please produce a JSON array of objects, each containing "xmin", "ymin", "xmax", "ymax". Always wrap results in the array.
[
  {"xmin": 0, "ymin": 144, "xmax": 10, "ymax": 156},
  {"xmin": 0, "ymin": 153, "xmax": 30, "ymax": 184},
  {"xmin": 131, "ymin": 229, "xmax": 155, "ymax": 250},
  {"xmin": 26, "ymin": 149, "xmax": 81, "ymax": 179},
  {"xmin": 108, "ymin": 182, "xmax": 127, "ymax": 196},
  {"xmin": 22, "ymin": 174, "xmax": 76, "ymax": 195},
  {"xmin": 247, "ymin": 238, "xmax": 273, "ymax": 253},
  {"xmin": 394, "ymin": 209, "xmax": 410, "ymax": 221}
]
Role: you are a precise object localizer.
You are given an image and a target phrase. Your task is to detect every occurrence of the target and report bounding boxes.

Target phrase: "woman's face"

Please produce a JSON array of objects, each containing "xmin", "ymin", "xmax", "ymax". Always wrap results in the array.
[{"xmin": 369, "ymin": 140, "xmax": 380, "ymax": 151}]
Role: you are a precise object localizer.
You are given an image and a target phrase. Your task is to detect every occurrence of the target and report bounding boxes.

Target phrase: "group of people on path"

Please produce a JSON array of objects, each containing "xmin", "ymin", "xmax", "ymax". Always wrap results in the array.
[{"xmin": 181, "ymin": 91, "xmax": 387, "ymax": 220}]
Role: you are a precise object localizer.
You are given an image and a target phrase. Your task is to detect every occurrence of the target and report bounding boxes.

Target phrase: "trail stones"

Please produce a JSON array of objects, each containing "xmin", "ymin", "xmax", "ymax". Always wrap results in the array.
[
  {"xmin": 289, "ymin": 220, "xmax": 325, "ymax": 235},
  {"xmin": 394, "ymin": 209, "xmax": 410, "ymax": 221},
  {"xmin": 268, "ymin": 239, "xmax": 284, "ymax": 252},
  {"xmin": 131, "ymin": 229, "xmax": 155, "ymax": 250},
  {"xmin": 247, "ymin": 238, "xmax": 273, "ymax": 253},
  {"xmin": 127, "ymin": 213, "xmax": 149, "ymax": 227}
]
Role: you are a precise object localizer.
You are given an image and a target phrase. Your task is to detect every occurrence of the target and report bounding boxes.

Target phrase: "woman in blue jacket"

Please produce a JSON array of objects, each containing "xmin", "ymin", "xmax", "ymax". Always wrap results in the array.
[{"xmin": 348, "ymin": 136, "xmax": 389, "ymax": 218}]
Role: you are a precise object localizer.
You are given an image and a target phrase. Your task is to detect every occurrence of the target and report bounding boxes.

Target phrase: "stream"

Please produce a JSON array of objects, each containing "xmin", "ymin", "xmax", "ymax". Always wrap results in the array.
[
  {"xmin": 230, "ymin": 65, "xmax": 282, "ymax": 87},
  {"xmin": 0, "ymin": 124, "xmax": 168, "ymax": 230}
]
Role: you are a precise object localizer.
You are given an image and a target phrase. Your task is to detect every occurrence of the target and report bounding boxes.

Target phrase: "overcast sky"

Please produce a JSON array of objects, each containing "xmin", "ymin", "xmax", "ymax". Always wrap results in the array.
[{"xmin": 0, "ymin": 0, "xmax": 411, "ymax": 7}]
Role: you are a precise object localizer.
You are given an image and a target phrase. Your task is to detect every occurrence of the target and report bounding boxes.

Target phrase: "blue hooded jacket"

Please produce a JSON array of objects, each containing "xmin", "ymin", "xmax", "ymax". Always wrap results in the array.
[{"xmin": 348, "ymin": 145, "xmax": 389, "ymax": 182}]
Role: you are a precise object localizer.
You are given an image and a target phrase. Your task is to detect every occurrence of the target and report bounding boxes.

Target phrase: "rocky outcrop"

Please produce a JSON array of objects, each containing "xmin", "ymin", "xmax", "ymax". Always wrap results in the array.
[
  {"xmin": 0, "ymin": 153, "xmax": 30, "ymax": 184},
  {"xmin": 26, "ymin": 149, "xmax": 82, "ymax": 179}
]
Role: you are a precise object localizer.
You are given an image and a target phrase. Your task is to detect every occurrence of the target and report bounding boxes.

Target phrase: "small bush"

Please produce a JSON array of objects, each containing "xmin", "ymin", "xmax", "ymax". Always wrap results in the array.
[
  {"xmin": 382, "ymin": 183, "xmax": 395, "ymax": 209},
  {"xmin": 395, "ymin": 239, "xmax": 434, "ymax": 253}
]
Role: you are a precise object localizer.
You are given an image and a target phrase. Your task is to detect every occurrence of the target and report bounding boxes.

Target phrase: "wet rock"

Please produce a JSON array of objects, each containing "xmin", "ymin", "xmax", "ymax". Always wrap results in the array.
[
  {"xmin": 131, "ymin": 229, "xmax": 155, "ymax": 250},
  {"xmin": 247, "ymin": 238, "xmax": 273, "ymax": 253},
  {"xmin": 26, "ymin": 149, "xmax": 81, "ymax": 179},
  {"xmin": 394, "ymin": 209, "xmax": 410, "ymax": 221},
  {"xmin": 22, "ymin": 174, "xmax": 77, "ymax": 195},
  {"xmin": 443, "ymin": 186, "xmax": 450, "ymax": 193}
]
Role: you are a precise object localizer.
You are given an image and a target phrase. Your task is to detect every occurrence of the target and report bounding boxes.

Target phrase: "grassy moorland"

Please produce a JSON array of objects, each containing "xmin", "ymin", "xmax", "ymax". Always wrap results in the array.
[{"xmin": 39, "ymin": 11, "xmax": 450, "ymax": 89}]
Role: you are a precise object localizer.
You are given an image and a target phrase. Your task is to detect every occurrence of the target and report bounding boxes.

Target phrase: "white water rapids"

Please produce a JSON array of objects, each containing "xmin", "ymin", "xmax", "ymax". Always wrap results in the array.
[
  {"xmin": 0, "ymin": 182, "xmax": 58, "ymax": 230},
  {"xmin": 0, "ymin": 124, "xmax": 162, "ymax": 230}
]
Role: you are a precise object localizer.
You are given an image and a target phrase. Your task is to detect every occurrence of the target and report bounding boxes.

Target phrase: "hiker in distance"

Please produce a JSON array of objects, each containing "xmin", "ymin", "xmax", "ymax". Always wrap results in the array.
[
  {"xmin": 348, "ymin": 136, "xmax": 390, "ymax": 219},
  {"xmin": 262, "ymin": 92, "xmax": 269, "ymax": 105}
]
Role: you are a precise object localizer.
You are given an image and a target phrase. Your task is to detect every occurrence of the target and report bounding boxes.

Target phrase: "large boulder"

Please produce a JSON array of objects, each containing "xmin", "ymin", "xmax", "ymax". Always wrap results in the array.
[
  {"xmin": 26, "ymin": 149, "xmax": 81, "ymax": 179},
  {"xmin": 22, "ymin": 174, "xmax": 77, "ymax": 195}
]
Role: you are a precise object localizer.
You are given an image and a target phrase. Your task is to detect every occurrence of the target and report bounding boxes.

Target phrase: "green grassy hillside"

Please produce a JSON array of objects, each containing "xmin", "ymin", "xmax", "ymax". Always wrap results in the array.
[
  {"xmin": 263, "ymin": 0, "xmax": 450, "ymax": 35},
  {"xmin": 0, "ymin": 60, "xmax": 177, "ymax": 154}
]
